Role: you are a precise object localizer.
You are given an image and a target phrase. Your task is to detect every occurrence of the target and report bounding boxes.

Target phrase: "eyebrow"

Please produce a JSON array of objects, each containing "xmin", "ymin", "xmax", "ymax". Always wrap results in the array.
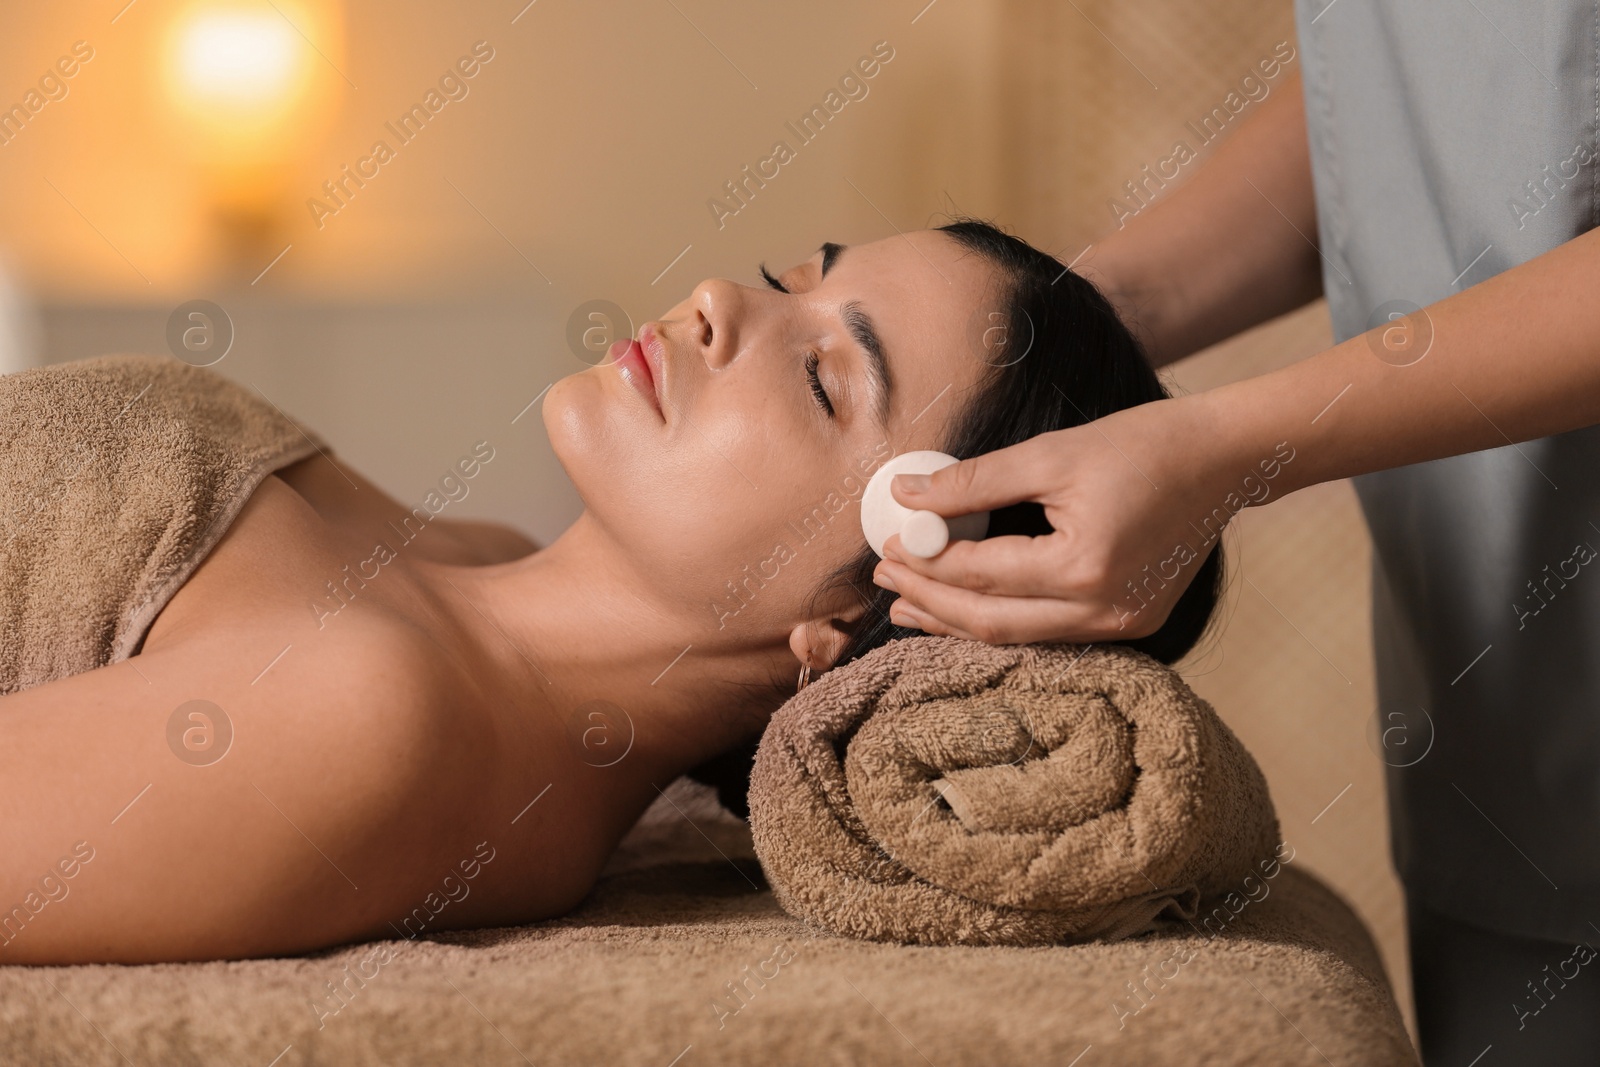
[
  {"xmin": 762, "ymin": 241, "xmax": 844, "ymax": 292},
  {"xmin": 819, "ymin": 241, "xmax": 844, "ymax": 278},
  {"xmin": 841, "ymin": 300, "xmax": 892, "ymax": 427},
  {"xmin": 818, "ymin": 243, "xmax": 892, "ymax": 426}
]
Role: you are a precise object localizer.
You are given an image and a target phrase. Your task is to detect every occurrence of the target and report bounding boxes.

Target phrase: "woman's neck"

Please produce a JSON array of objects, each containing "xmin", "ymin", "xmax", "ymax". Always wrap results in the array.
[{"xmin": 412, "ymin": 512, "xmax": 789, "ymax": 786}]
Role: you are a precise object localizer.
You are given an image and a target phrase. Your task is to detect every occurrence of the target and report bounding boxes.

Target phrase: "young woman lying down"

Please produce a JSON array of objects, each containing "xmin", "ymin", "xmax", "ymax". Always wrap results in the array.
[{"xmin": 0, "ymin": 220, "xmax": 1222, "ymax": 964}]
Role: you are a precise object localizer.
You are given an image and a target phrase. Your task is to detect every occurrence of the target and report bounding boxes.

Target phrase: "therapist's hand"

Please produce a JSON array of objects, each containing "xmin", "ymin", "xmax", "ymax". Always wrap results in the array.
[{"xmin": 872, "ymin": 395, "xmax": 1240, "ymax": 645}]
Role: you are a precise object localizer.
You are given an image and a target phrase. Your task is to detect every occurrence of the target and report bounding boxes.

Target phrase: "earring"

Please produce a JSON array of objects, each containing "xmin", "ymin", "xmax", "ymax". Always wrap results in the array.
[{"xmin": 796, "ymin": 662, "xmax": 813, "ymax": 693}]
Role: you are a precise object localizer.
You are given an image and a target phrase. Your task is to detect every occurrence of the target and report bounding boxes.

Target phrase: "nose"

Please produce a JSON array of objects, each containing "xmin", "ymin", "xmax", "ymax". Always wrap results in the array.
[{"xmin": 688, "ymin": 278, "xmax": 745, "ymax": 369}]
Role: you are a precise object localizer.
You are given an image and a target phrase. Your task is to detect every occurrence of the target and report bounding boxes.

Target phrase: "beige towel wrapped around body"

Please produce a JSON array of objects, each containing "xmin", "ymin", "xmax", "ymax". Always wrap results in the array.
[
  {"xmin": 748, "ymin": 636, "xmax": 1282, "ymax": 946},
  {"xmin": 0, "ymin": 354, "xmax": 329, "ymax": 694}
]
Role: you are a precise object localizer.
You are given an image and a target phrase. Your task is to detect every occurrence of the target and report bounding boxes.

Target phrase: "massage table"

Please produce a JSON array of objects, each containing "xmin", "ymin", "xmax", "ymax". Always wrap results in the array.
[{"xmin": 0, "ymin": 777, "xmax": 1418, "ymax": 1066}]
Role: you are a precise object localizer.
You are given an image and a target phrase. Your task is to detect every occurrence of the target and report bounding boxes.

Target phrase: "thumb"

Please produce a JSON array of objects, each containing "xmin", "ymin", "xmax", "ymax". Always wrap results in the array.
[{"xmin": 889, "ymin": 444, "xmax": 1046, "ymax": 515}]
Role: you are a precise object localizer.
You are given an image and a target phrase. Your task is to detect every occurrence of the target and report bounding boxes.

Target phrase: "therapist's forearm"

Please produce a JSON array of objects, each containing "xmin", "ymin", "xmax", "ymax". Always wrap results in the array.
[
  {"xmin": 1199, "ymin": 223, "xmax": 1600, "ymax": 495},
  {"xmin": 1081, "ymin": 69, "xmax": 1324, "ymax": 367}
]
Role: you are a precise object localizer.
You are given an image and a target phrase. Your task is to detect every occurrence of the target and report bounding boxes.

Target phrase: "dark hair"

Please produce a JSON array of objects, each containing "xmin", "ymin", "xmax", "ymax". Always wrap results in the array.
[{"xmin": 690, "ymin": 218, "xmax": 1224, "ymax": 816}]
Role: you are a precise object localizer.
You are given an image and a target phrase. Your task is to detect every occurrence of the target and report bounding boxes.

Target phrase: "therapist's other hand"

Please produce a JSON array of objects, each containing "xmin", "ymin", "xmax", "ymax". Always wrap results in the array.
[{"xmin": 872, "ymin": 396, "xmax": 1235, "ymax": 645}]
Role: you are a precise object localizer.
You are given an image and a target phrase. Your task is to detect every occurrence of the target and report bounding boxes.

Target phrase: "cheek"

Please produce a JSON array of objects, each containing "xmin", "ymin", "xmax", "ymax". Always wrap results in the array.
[
  {"xmin": 545, "ymin": 370, "xmax": 870, "ymax": 627},
  {"xmin": 744, "ymin": 441, "xmax": 878, "ymax": 589},
  {"xmin": 706, "ymin": 476, "xmax": 865, "ymax": 631},
  {"xmin": 684, "ymin": 414, "xmax": 834, "ymax": 595},
  {"xmin": 544, "ymin": 376, "xmax": 799, "ymax": 579}
]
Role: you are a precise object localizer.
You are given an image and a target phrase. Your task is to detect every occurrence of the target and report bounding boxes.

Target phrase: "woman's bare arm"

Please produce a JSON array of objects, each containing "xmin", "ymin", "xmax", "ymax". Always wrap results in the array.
[
  {"xmin": 1079, "ymin": 69, "xmax": 1324, "ymax": 367},
  {"xmin": 0, "ymin": 615, "xmax": 475, "ymax": 964}
]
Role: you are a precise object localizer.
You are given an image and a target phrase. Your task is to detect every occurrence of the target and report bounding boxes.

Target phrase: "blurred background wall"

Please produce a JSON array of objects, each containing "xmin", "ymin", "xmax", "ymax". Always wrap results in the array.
[{"xmin": 0, "ymin": 0, "xmax": 1409, "ymax": 1039}]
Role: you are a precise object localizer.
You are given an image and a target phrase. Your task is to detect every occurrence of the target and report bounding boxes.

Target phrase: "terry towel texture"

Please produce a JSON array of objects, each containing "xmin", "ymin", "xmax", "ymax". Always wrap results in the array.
[
  {"xmin": 0, "ymin": 778, "xmax": 1420, "ymax": 1066},
  {"xmin": 749, "ymin": 637, "xmax": 1283, "ymax": 946},
  {"xmin": 0, "ymin": 353, "xmax": 328, "ymax": 694}
]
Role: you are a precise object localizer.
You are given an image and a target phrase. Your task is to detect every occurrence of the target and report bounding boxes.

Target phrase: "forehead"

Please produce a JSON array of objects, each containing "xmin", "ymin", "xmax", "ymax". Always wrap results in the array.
[
  {"xmin": 807, "ymin": 231, "xmax": 1001, "ymax": 426},
  {"xmin": 812, "ymin": 230, "xmax": 998, "ymax": 307}
]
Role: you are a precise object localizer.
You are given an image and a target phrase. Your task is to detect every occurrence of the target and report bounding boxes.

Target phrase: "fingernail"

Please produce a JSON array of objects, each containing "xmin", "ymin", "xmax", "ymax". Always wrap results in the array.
[
  {"xmin": 894, "ymin": 473, "xmax": 930, "ymax": 494},
  {"xmin": 873, "ymin": 567, "xmax": 898, "ymax": 593},
  {"xmin": 890, "ymin": 603, "xmax": 923, "ymax": 629}
]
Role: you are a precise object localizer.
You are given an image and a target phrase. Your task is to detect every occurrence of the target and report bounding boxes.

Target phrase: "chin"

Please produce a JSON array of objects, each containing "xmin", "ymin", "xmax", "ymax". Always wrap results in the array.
[
  {"xmin": 542, "ymin": 373, "xmax": 748, "ymax": 607},
  {"xmin": 542, "ymin": 372, "xmax": 613, "ymax": 492},
  {"xmin": 542, "ymin": 370, "xmax": 663, "ymax": 527}
]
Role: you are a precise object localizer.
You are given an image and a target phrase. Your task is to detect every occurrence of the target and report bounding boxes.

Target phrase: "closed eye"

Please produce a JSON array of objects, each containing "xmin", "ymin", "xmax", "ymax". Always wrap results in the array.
[
  {"xmin": 761, "ymin": 262, "xmax": 833, "ymax": 418},
  {"xmin": 759, "ymin": 264, "xmax": 790, "ymax": 294},
  {"xmin": 805, "ymin": 352, "xmax": 834, "ymax": 417}
]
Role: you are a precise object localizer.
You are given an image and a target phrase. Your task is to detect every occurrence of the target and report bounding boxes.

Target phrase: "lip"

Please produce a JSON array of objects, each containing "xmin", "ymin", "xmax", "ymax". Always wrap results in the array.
[
  {"xmin": 608, "ymin": 329, "xmax": 664, "ymax": 419},
  {"xmin": 638, "ymin": 323, "xmax": 667, "ymax": 405}
]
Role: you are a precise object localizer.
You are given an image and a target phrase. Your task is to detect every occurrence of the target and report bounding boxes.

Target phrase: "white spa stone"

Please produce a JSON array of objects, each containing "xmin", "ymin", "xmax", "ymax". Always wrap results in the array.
[{"xmin": 860, "ymin": 451, "xmax": 989, "ymax": 559}]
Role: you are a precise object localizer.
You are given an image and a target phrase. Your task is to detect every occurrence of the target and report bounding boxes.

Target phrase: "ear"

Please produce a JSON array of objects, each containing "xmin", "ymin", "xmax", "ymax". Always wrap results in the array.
[{"xmin": 787, "ymin": 583, "xmax": 870, "ymax": 672}]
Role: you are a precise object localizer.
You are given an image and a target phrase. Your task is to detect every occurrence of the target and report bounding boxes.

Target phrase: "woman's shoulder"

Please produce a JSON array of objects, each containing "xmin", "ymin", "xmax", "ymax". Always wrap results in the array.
[
  {"xmin": 436, "ymin": 517, "xmax": 541, "ymax": 563},
  {"xmin": 0, "ymin": 578, "xmax": 495, "ymax": 963},
  {"xmin": 273, "ymin": 454, "xmax": 539, "ymax": 566},
  {"xmin": 138, "ymin": 472, "xmax": 499, "ymax": 755}
]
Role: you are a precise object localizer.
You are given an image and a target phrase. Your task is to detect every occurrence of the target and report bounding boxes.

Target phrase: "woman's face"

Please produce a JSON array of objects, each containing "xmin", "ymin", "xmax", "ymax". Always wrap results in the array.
[{"xmin": 545, "ymin": 229, "xmax": 1001, "ymax": 645}]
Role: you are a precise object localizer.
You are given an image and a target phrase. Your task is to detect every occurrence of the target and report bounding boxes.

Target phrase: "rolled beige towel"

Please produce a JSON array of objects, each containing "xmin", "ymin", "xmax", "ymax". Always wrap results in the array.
[{"xmin": 748, "ymin": 636, "xmax": 1282, "ymax": 946}]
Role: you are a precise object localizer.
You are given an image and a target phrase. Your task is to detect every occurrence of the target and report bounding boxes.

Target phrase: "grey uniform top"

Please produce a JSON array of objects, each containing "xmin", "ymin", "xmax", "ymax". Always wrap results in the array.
[{"xmin": 1294, "ymin": 1, "xmax": 1600, "ymax": 944}]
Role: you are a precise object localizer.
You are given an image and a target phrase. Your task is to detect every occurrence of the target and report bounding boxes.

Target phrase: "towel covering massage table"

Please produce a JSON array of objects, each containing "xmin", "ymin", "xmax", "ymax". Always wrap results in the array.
[{"xmin": 0, "ymin": 778, "xmax": 1418, "ymax": 1066}]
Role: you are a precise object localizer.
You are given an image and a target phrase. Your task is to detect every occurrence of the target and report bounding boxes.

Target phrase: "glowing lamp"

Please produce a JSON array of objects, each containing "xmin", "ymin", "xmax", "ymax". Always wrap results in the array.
[
  {"xmin": 173, "ymin": 11, "xmax": 302, "ymax": 115},
  {"xmin": 160, "ymin": 0, "xmax": 343, "ymax": 235}
]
